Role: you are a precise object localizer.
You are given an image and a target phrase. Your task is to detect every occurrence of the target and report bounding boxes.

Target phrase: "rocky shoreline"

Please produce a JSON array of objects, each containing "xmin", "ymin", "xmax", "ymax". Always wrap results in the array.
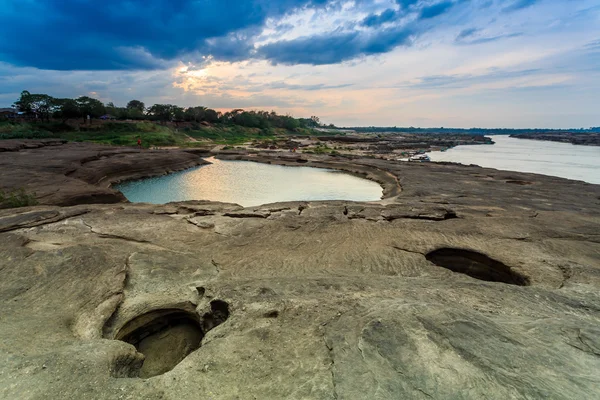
[
  {"xmin": 1, "ymin": 140, "xmax": 599, "ymax": 399},
  {"xmin": 510, "ymin": 132, "xmax": 600, "ymax": 146},
  {"xmin": 0, "ymin": 139, "xmax": 211, "ymax": 206}
]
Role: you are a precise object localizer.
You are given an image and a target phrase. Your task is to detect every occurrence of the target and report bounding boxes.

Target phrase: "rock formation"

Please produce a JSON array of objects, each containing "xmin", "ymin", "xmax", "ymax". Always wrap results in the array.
[
  {"xmin": 0, "ymin": 141, "xmax": 599, "ymax": 399},
  {"xmin": 0, "ymin": 140, "xmax": 209, "ymax": 206}
]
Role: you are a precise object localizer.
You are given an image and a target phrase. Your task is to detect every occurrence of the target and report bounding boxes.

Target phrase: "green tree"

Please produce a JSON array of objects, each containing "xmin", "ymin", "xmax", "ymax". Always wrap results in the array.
[
  {"xmin": 184, "ymin": 106, "xmax": 207, "ymax": 122},
  {"xmin": 126, "ymin": 100, "xmax": 145, "ymax": 113},
  {"xmin": 280, "ymin": 115, "xmax": 300, "ymax": 130},
  {"xmin": 173, "ymin": 106, "xmax": 185, "ymax": 121},
  {"xmin": 172, "ymin": 106, "xmax": 185, "ymax": 126},
  {"xmin": 14, "ymin": 90, "xmax": 34, "ymax": 114},
  {"xmin": 204, "ymin": 108, "xmax": 219, "ymax": 123},
  {"xmin": 14, "ymin": 91, "xmax": 56, "ymax": 122},
  {"xmin": 147, "ymin": 104, "xmax": 178, "ymax": 122},
  {"xmin": 76, "ymin": 96, "xmax": 106, "ymax": 123},
  {"xmin": 103, "ymin": 102, "xmax": 132, "ymax": 119},
  {"xmin": 105, "ymin": 102, "xmax": 117, "ymax": 116},
  {"xmin": 33, "ymin": 94, "xmax": 55, "ymax": 122},
  {"xmin": 54, "ymin": 98, "xmax": 81, "ymax": 122}
]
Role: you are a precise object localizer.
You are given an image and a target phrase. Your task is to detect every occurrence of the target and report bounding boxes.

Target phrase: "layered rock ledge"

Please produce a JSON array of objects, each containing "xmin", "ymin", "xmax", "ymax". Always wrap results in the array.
[
  {"xmin": 0, "ymin": 140, "xmax": 209, "ymax": 206},
  {"xmin": 1, "ymin": 141, "xmax": 599, "ymax": 399}
]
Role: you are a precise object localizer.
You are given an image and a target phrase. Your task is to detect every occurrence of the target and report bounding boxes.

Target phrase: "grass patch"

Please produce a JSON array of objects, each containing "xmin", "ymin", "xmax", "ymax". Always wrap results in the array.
[
  {"xmin": 0, "ymin": 121, "xmax": 186, "ymax": 147},
  {"xmin": 0, "ymin": 188, "xmax": 38, "ymax": 209},
  {"xmin": 0, "ymin": 121, "xmax": 57, "ymax": 139},
  {"xmin": 310, "ymin": 144, "xmax": 336, "ymax": 154},
  {"xmin": 0, "ymin": 120, "xmax": 319, "ymax": 147},
  {"xmin": 184, "ymin": 125, "xmax": 277, "ymax": 144}
]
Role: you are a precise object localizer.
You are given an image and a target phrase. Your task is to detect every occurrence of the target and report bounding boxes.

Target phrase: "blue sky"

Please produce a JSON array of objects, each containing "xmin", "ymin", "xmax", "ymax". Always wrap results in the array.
[{"xmin": 1, "ymin": 0, "xmax": 599, "ymax": 128}]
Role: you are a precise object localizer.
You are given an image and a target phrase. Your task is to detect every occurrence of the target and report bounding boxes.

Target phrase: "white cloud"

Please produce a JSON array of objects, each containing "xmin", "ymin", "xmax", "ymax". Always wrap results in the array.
[{"xmin": 2, "ymin": 0, "xmax": 599, "ymax": 128}]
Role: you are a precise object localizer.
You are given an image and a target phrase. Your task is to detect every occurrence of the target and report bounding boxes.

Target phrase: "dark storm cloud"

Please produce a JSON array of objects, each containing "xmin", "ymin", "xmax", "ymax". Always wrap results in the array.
[
  {"xmin": 0, "ymin": 0, "xmax": 330, "ymax": 70},
  {"xmin": 257, "ymin": 26, "xmax": 415, "ymax": 65},
  {"xmin": 0, "ymin": 0, "xmax": 548, "ymax": 71}
]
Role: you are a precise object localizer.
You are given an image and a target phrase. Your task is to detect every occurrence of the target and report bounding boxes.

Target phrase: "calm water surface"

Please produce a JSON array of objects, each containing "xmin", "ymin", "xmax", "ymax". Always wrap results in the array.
[
  {"xmin": 428, "ymin": 135, "xmax": 600, "ymax": 184},
  {"xmin": 115, "ymin": 157, "xmax": 383, "ymax": 207}
]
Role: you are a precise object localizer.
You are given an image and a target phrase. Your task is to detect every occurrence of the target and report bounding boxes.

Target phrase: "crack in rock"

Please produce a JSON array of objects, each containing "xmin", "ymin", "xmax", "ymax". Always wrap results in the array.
[
  {"xmin": 382, "ymin": 209, "xmax": 458, "ymax": 222},
  {"xmin": 323, "ymin": 336, "xmax": 338, "ymax": 400},
  {"xmin": 558, "ymin": 264, "xmax": 573, "ymax": 289},
  {"xmin": 81, "ymin": 220, "xmax": 152, "ymax": 244},
  {"xmin": 391, "ymin": 245, "xmax": 425, "ymax": 256},
  {"xmin": 223, "ymin": 211, "xmax": 270, "ymax": 219},
  {"xmin": 0, "ymin": 209, "xmax": 89, "ymax": 232}
]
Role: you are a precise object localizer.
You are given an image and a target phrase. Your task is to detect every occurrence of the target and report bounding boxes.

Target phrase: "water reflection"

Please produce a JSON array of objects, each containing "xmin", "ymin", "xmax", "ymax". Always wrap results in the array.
[
  {"xmin": 115, "ymin": 157, "xmax": 383, "ymax": 207},
  {"xmin": 428, "ymin": 135, "xmax": 600, "ymax": 184}
]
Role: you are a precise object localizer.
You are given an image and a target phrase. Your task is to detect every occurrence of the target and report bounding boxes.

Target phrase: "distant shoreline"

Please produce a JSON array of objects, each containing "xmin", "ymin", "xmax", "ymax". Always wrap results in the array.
[{"xmin": 509, "ymin": 133, "xmax": 600, "ymax": 146}]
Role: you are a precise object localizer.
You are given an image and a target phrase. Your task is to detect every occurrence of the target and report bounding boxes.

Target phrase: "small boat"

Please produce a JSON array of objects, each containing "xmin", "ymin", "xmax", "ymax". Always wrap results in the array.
[{"xmin": 409, "ymin": 154, "xmax": 431, "ymax": 162}]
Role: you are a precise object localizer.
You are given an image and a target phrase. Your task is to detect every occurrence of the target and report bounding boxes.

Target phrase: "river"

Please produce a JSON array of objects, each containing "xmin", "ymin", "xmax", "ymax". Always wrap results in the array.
[
  {"xmin": 427, "ymin": 135, "xmax": 600, "ymax": 184},
  {"xmin": 115, "ymin": 157, "xmax": 383, "ymax": 206}
]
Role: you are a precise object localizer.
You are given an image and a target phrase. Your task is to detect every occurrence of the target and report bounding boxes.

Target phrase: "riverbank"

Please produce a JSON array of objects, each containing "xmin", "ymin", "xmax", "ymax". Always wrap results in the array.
[
  {"xmin": 1, "ymin": 141, "xmax": 599, "ymax": 399},
  {"xmin": 0, "ymin": 139, "xmax": 210, "ymax": 207},
  {"xmin": 0, "ymin": 119, "xmax": 496, "ymax": 157},
  {"xmin": 6, "ymin": 139, "xmax": 599, "ymax": 209},
  {"xmin": 428, "ymin": 135, "xmax": 600, "ymax": 185},
  {"xmin": 0, "ymin": 140, "xmax": 403, "ymax": 208},
  {"xmin": 511, "ymin": 132, "xmax": 600, "ymax": 146},
  {"xmin": 0, "ymin": 142, "xmax": 600, "ymax": 400}
]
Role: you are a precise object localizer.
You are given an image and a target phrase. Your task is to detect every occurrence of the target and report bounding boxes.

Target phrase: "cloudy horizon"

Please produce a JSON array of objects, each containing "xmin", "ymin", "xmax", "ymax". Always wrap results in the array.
[{"xmin": 1, "ymin": 0, "xmax": 599, "ymax": 128}]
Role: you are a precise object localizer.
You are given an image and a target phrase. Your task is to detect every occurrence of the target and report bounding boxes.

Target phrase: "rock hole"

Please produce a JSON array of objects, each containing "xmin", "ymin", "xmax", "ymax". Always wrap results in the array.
[
  {"xmin": 196, "ymin": 286, "xmax": 206, "ymax": 297},
  {"xmin": 115, "ymin": 309, "xmax": 203, "ymax": 378},
  {"xmin": 425, "ymin": 248, "xmax": 530, "ymax": 286},
  {"xmin": 264, "ymin": 310, "xmax": 279, "ymax": 318},
  {"xmin": 258, "ymin": 287, "xmax": 276, "ymax": 297},
  {"xmin": 113, "ymin": 301, "xmax": 230, "ymax": 378},
  {"xmin": 443, "ymin": 210, "xmax": 458, "ymax": 219},
  {"xmin": 201, "ymin": 300, "xmax": 230, "ymax": 332}
]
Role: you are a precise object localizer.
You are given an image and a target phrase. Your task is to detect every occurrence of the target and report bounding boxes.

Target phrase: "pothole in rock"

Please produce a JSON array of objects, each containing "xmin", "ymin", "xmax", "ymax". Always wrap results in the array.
[
  {"xmin": 113, "ymin": 300, "xmax": 230, "ymax": 378},
  {"xmin": 425, "ymin": 248, "xmax": 530, "ymax": 286}
]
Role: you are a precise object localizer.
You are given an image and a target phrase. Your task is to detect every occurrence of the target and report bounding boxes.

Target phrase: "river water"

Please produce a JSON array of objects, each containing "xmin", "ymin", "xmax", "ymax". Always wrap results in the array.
[
  {"xmin": 115, "ymin": 157, "xmax": 383, "ymax": 207},
  {"xmin": 427, "ymin": 135, "xmax": 600, "ymax": 184}
]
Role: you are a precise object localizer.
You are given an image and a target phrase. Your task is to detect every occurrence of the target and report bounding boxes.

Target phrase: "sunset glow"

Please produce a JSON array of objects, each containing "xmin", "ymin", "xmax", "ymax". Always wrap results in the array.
[{"xmin": 1, "ymin": 0, "xmax": 598, "ymax": 127}]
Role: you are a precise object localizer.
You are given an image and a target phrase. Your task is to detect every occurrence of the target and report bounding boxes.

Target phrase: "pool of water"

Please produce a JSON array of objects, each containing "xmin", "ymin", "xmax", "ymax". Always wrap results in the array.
[
  {"xmin": 427, "ymin": 135, "xmax": 600, "ymax": 184},
  {"xmin": 115, "ymin": 157, "xmax": 383, "ymax": 207}
]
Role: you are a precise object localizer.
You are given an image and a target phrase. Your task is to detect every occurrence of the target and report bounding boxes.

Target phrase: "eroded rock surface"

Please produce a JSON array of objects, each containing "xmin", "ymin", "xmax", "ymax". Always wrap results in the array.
[
  {"xmin": 0, "ymin": 144, "xmax": 599, "ymax": 399},
  {"xmin": 0, "ymin": 141, "xmax": 208, "ymax": 206}
]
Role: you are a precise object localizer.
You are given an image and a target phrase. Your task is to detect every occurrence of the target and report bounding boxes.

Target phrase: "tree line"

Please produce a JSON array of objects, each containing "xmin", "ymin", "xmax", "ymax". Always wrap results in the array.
[
  {"xmin": 12, "ymin": 91, "xmax": 322, "ymax": 130},
  {"xmin": 346, "ymin": 126, "xmax": 600, "ymax": 134}
]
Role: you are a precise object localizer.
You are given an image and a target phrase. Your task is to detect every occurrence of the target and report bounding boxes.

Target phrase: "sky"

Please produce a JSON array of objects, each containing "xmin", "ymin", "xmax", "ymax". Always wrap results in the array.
[{"xmin": 1, "ymin": 0, "xmax": 599, "ymax": 128}]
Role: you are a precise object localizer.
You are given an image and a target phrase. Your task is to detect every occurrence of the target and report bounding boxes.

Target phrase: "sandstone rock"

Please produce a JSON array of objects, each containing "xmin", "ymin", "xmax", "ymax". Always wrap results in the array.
[
  {"xmin": 0, "ymin": 141, "xmax": 207, "ymax": 206},
  {"xmin": 0, "ymin": 144, "xmax": 599, "ymax": 399}
]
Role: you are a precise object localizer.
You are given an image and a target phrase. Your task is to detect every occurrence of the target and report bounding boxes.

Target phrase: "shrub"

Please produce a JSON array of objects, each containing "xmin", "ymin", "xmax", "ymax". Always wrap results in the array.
[{"xmin": 0, "ymin": 188, "xmax": 39, "ymax": 209}]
